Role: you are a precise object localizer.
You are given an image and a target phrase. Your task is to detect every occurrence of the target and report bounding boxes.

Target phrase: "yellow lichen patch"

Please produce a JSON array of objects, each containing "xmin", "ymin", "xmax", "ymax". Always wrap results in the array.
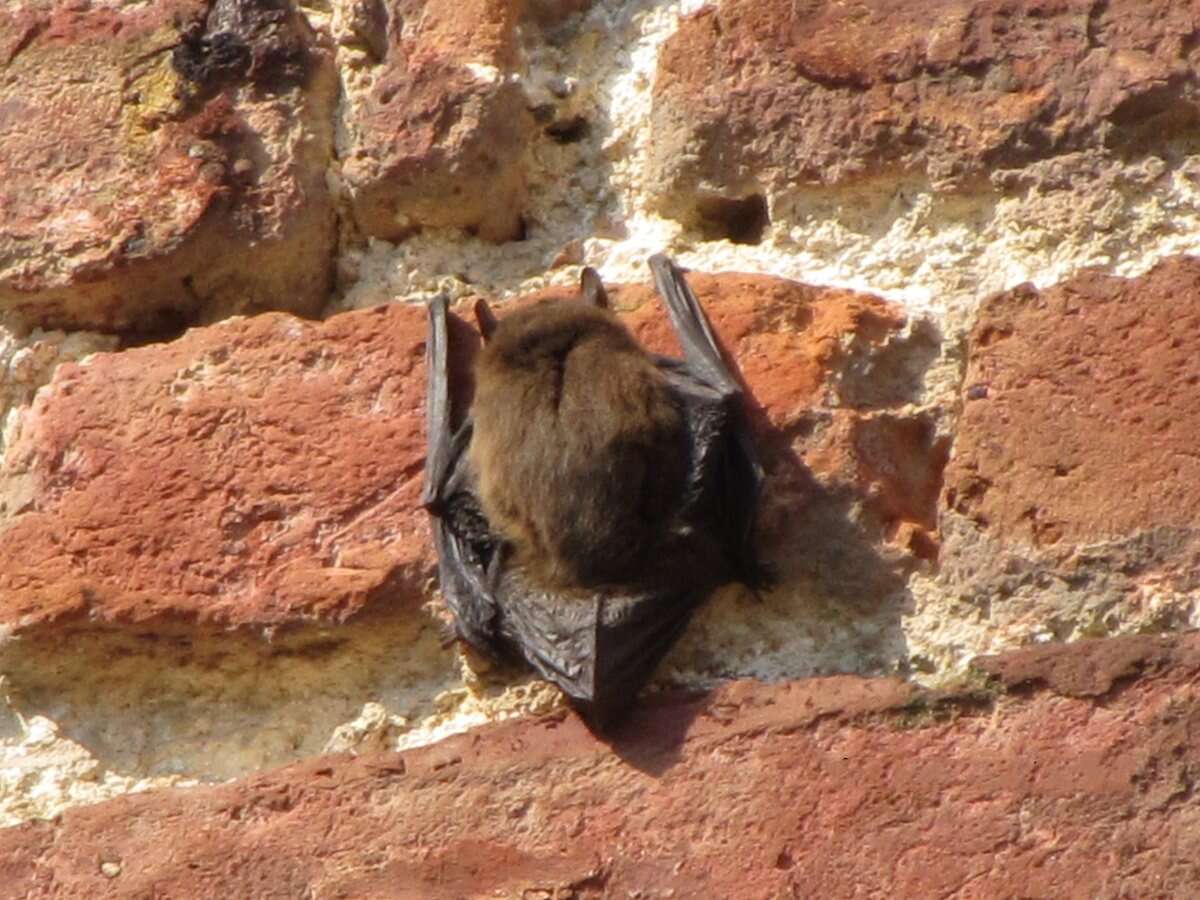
[{"xmin": 119, "ymin": 42, "xmax": 187, "ymax": 150}]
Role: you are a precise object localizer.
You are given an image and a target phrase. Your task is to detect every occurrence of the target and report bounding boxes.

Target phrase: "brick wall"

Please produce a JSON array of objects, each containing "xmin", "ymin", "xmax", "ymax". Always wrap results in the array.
[{"xmin": 2, "ymin": 1, "xmax": 1199, "ymax": 894}]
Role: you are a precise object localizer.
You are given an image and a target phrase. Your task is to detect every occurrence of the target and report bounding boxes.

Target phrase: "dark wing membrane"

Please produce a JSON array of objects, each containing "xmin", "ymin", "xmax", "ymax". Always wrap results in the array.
[
  {"xmin": 585, "ymin": 591, "xmax": 704, "ymax": 726},
  {"xmin": 494, "ymin": 577, "xmax": 703, "ymax": 730},
  {"xmin": 493, "ymin": 580, "xmax": 598, "ymax": 697},
  {"xmin": 423, "ymin": 296, "xmax": 500, "ymax": 651},
  {"xmin": 648, "ymin": 255, "xmax": 768, "ymax": 589},
  {"xmin": 420, "ymin": 294, "xmax": 452, "ymax": 509},
  {"xmin": 649, "ymin": 253, "xmax": 739, "ymax": 396}
]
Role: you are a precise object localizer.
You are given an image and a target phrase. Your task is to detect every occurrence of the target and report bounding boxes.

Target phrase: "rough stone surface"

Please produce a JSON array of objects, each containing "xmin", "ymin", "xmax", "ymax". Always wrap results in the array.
[
  {"xmin": 3, "ymin": 635, "xmax": 1199, "ymax": 897},
  {"xmin": 0, "ymin": 304, "xmax": 434, "ymax": 632},
  {"xmin": 930, "ymin": 255, "xmax": 1200, "ymax": 653},
  {"xmin": 336, "ymin": 0, "xmax": 532, "ymax": 242},
  {"xmin": 0, "ymin": 267, "xmax": 953, "ymax": 828},
  {"xmin": 947, "ymin": 255, "xmax": 1200, "ymax": 549},
  {"xmin": 0, "ymin": 327, "xmax": 117, "ymax": 454},
  {"xmin": 650, "ymin": 0, "xmax": 1200, "ymax": 219},
  {"xmin": 321, "ymin": 0, "xmax": 1200, "ymax": 337},
  {"xmin": 0, "ymin": 0, "xmax": 336, "ymax": 331}
]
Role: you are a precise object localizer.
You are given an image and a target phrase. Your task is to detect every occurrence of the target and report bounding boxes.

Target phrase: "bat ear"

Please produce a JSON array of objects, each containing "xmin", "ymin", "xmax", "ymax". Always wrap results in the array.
[
  {"xmin": 474, "ymin": 298, "xmax": 498, "ymax": 342},
  {"xmin": 580, "ymin": 266, "xmax": 608, "ymax": 309}
]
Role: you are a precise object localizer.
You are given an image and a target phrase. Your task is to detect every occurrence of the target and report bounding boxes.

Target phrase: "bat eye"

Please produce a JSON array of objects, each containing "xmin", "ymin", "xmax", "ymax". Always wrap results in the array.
[{"xmin": 475, "ymin": 298, "xmax": 498, "ymax": 341}]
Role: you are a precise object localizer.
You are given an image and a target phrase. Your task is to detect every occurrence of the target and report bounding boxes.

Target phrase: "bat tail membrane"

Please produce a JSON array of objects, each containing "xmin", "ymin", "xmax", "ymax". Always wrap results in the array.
[
  {"xmin": 494, "ymin": 587, "xmax": 701, "ymax": 730},
  {"xmin": 579, "ymin": 592, "xmax": 702, "ymax": 729}
]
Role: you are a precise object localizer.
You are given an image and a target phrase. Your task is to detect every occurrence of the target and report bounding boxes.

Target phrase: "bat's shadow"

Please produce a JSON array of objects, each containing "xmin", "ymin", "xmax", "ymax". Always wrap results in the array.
[{"xmin": 588, "ymin": 688, "xmax": 712, "ymax": 776}]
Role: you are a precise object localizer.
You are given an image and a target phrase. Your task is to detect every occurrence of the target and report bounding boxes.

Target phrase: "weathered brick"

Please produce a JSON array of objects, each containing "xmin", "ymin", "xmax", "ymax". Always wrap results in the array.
[
  {"xmin": 0, "ymin": 0, "xmax": 336, "ymax": 332},
  {"xmin": 0, "ymin": 272, "xmax": 933, "ymax": 634},
  {"xmin": 651, "ymin": 0, "xmax": 1200, "ymax": 221},
  {"xmin": 938, "ymin": 255, "xmax": 1200, "ymax": 639},
  {"xmin": 338, "ymin": 0, "xmax": 531, "ymax": 242}
]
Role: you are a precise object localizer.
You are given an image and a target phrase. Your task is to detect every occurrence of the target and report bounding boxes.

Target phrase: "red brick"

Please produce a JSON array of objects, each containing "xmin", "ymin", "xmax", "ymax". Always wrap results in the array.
[
  {"xmin": 340, "ymin": 0, "xmax": 531, "ymax": 242},
  {"xmin": 0, "ymin": 272, "xmax": 934, "ymax": 634},
  {"xmin": 650, "ymin": 0, "xmax": 1200, "ymax": 219},
  {"xmin": 0, "ymin": 0, "xmax": 336, "ymax": 331}
]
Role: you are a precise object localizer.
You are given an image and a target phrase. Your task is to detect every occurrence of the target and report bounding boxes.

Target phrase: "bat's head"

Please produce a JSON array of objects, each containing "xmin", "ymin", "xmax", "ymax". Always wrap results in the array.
[
  {"xmin": 472, "ymin": 267, "xmax": 637, "ymax": 376},
  {"xmin": 474, "ymin": 265, "xmax": 608, "ymax": 342}
]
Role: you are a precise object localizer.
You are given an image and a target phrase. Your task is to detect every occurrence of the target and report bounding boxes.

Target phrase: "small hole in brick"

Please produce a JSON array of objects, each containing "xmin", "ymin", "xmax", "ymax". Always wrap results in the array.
[
  {"xmin": 545, "ymin": 116, "xmax": 589, "ymax": 144},
  {"xmin": 694, "ymin": 193, "xmax": 769, "ymax": 245}
]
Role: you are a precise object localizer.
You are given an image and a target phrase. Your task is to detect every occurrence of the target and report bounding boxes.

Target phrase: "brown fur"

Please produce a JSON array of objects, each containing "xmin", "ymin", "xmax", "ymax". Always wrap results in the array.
[{"xmin": 468, "ymin": 297, "xmax": 688, "ymax": 590}]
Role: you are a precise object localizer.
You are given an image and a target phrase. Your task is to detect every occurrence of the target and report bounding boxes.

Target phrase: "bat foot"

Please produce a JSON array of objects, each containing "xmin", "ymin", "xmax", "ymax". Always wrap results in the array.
[{"xmin": 456, "ymin": 641, "xmax": 498, "ymax": 678}]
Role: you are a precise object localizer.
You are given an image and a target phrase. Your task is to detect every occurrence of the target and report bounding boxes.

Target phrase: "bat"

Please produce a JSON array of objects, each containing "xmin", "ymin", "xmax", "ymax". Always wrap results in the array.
[{"xmin": 422, "ymin": 254, "xmax": 766, "ymax": 728}]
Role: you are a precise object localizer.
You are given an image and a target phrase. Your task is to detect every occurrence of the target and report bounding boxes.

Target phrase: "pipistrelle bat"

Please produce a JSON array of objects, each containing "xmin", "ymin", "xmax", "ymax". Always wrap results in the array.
[{"xmin": 422, "ymin": 255, "xmax": 766, "ymax": 728}]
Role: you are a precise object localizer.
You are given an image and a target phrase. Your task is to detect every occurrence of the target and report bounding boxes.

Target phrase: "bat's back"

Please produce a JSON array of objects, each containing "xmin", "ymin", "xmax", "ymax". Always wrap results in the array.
[{"xmin": 468, "ymin": 300, "xmax": 688, "ymax": 590}]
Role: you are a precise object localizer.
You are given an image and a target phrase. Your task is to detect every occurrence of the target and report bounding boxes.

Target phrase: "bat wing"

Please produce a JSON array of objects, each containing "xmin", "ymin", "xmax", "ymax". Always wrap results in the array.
[
  {"xmin": 419, "ymin": 294, "xmax": 453, "ymax": 511},
  {"xmin": 494, "ymin": 578, "xmax": 704, "ymax": 729},
  {"xmin": 649, "ymin": 253, "xmax": 741, "ymax": 396},
  {"xmin": 648, "ymin": 254, "xmax": 769, "ymax": 589},
  {"xmin": 422, "ymin": 295, "xmax": 500, "ymax": 652}
]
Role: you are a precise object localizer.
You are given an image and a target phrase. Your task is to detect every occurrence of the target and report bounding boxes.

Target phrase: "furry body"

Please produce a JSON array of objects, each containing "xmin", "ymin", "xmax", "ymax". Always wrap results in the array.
[{"xmin": 468, "ymin": 300, "xmax": 688, "ymax": 589}]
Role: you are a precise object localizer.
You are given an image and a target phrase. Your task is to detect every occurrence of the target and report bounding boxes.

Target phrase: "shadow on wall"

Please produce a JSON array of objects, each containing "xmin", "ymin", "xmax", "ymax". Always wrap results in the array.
[
  {"xmin": 766, "ymin": 447, "xmax": 914, "ymax": 610},
  {"xmin": 660, "ymin": 311, "xmax": 949, "ymax": 687},
  {"xmin": 756, "ymin": 430, "xmax": 918, "ymax": 674}
]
